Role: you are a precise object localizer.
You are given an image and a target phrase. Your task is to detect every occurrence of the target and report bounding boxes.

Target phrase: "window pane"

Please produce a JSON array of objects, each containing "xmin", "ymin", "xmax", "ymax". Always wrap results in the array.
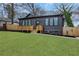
[
  {"xmin": 24, "ymin": 20, "xmax": 26, "ymax": 26},
  {"xmin": 28, "ymin": 20, "xmax": 31, "ymax": 26},
  {"xmin": 23, "ymin": 20, "xmax": 25, "ymax": 26},
  {"xmin": 54, "ymin": 17, "xmax": 58, "ymax": 26},
  {"xmin": 45, "ymin": 18, "xmax": 49, "ymax": 26},
  {"xmin": 19, "ymin": 20, "xmax": 21, "ymax": 25},
  {"xmin": 26, "ymin": 20, "xmax": 27, "ymax": 26},
  {"xmin": 50, "ymin": 18, "xmax": 54, "ymax": 25},
  {"xmin": 19, "ymin": 20, "xmax": 23, "ymax": 26}
]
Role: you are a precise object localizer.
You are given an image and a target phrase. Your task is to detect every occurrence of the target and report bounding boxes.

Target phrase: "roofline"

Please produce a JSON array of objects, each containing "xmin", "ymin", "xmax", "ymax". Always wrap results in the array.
[
  {"xmin": 18, "ymin": 14, "xmax": 63, "ymax": 20},
  {"xmin": 0, "ymin": 20, "xmax": 18, "ymax": 23}
]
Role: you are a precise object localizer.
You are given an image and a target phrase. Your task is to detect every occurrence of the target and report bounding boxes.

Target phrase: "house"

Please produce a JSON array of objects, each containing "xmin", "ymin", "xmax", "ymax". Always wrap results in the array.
[
  {"xmin": 0, "ymin": 17, "xmax": 19, "ymax": 30},
  {"xmin": 18, "ymin": 14, "xmax": 64, "ymax": 35},
  {"xmin": 0, "ymin": 20, "xmax": 11, "ymax": 30}
]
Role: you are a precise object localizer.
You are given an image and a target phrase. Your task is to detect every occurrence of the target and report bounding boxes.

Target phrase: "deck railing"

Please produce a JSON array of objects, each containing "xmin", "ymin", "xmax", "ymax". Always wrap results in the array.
[{"xmin": 6, "ymin": 24, "xmax": 43, "ymax": 33}]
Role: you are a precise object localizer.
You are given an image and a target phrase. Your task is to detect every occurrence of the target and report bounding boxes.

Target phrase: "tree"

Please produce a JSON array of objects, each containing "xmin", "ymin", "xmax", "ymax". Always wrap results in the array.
[
  {"xmin": 0, "ymin": 3, "xmax": 44, "ymax": 24},
  {"xmin": 5, "ymin": 3, "xmax": 15, "ymax": 24},
  {"xmin": 15, "ymin": 3, "xmax": 43, "ymax": 16},
  {"xmin": 26, "ymin": 3, "xmax": 41, "ymax": 16},
  {"xmin": 0, "ymin": 4, "xmax": 4, "ymax": 18},
  {"xmin": 55, "ymin": 3, "xmax": 74, "ymax": 27}
]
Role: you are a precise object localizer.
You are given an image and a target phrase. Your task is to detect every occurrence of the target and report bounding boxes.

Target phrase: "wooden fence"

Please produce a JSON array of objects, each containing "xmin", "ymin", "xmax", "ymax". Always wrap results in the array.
[
  {"xmin": 6, "ymin": 24, "xmax": 43, "ymax": 33},
  {"xmin": 6, "ymin": 24, "xmax": 33, "ymax": 31},
  {"xmin": 6, "ymin": 24, "xmax": 18, "ymax": 30},
  {"xmin": 63, "ymin": 27, "xmax": 79, "ymax": 37}
]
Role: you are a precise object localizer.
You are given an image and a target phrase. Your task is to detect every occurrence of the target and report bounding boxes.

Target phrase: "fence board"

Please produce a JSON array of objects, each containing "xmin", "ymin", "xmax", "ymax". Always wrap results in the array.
[
  {"xmin": 63, "ymin": 27, "xmax": 79, "ymax": 37},
  {"xmin": 6, "ymin": 24, "xmax": 34, "ymax": 32}
]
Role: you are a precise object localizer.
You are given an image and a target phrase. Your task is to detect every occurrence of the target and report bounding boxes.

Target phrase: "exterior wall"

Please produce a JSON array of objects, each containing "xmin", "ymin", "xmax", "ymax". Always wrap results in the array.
[
  {"xmin": 42, "ymin": 17, "xmax": 64, "ymax": 35},
  {"xmin": 31, "ymin": 17, "xmax": 64, "ymax": 35}
]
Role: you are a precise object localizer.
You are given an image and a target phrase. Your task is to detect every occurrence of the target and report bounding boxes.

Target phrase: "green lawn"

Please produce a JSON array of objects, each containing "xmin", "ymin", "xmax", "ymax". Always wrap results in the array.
[{"xmin": 0, "ymin": 31, "xmax": 79, "ymax": 56}]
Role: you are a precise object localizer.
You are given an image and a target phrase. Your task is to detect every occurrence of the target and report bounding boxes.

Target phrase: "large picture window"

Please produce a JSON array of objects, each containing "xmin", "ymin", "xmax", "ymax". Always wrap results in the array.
[
  {"xmin": 26, "ymin": 20, "xmax": 27, "ymax": 26},
  {"xmin": 28, "ymin": 20, "xmax": 31, "ymax": 26},
  {"xmin": 50, "ymin": 18, "xmax": 54, "ymax": 25},
  {"xmin": 54, "ymin": 17, "xmax": 58, "ymax": 26},
  {"xmin": 45, "ymin": 18, "xmax": 49, "ymax": 26},
  {"xmin": 19, "ymin": 20, "xmax": 24, "ymax": 26},
  {"xmin": 23, "ymin": 20, "xmax": 25, "ymax": 26},
  {"xmin": 19, "ymin": 20, "xmax": 22, "ymax": 26},
  {"xmin": 24, "ymin": 20, "xmax": 27, "ymax": 26}
]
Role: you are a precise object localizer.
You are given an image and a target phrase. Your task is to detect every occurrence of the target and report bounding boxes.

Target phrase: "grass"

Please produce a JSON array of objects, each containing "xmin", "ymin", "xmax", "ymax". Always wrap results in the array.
[{"xmin": 0, "ymin": 31, "xmax": 79, "ymax": 56}]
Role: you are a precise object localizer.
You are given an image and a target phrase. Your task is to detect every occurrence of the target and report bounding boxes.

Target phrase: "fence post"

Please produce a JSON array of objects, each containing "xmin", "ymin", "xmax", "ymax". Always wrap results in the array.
[{"xmin": 3, "ymin": 23, "xmax": 6, "ymax": 31}]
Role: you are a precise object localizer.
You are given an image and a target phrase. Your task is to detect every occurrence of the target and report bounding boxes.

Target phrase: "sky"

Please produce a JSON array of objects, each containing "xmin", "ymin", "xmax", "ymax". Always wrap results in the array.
[
  {"xmin": 39, "ymin": 3, "xmax": 56, "ymax": 11},
  {"xmin": 16, "ymin": 3, "xmax": 79, "ymax": 13},
  {"xmin": 38, "ymin": 3, "xmax": 79, "ymax": 11}
]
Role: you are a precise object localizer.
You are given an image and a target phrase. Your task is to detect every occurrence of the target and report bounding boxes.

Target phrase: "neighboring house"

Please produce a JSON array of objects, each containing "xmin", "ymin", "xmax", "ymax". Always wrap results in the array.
[
  {"xmin": 0, "ymin": 18, "xmax": 11, "ymax": 28},
  {"xmin": 0, "ymin": 17, "xmax": 19, "ymax": 30},
  {"xmin": 18, "ymin": 14, "xmax": 64, "ymax": 35},
  {"xmin": 0, "ymin": 20, "xmax": 11, "ymax": 30}
]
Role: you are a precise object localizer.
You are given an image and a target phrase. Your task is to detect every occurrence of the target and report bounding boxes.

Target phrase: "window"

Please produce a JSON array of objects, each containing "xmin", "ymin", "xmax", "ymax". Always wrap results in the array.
[
  {"xmin": 19, "ymin": 20, "xmax": 31, "ymax": 26},
  {"xmin": 19, "ymin": 20, "xmax": 24, "ymax": 26},
  {"xmin": 22, "ymin": 20, "xmax": 25, "ymax": 26},
  {"xmin": 26, "ymin": 20, "xmax": 27, "ymax": 26},
  {"xmin": 45, "ymin": 18, "xmax": 49, "ymax": 26},
  {"xmin": 19, "ymin": 20, "xmax": 21, "ymax": 26},
  {"xmin": 24, "ymin": 20, "xmax": 27, "ymax": 26},
  {"xmin": 54, "ymin": 17, "xmax": 58, "ymax": 26},
  {"xmin": 50, "ymin": 18, "xmax": 54, "ymax": 25},
  {"xmin": 49, "ymin": 17, "xmax": 58, "ymax": 26},
  {"xmin": 23, "ymin": 20, "xmax": 28, "ymax": 26},
  {"xmin": 28, "ymin": 20, "xmax": 31, "ymax": 26}
]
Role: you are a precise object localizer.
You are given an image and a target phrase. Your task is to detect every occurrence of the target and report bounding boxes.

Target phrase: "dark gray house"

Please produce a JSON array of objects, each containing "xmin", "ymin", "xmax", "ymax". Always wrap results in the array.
[{"xmin": 18, "ymin": 14, "xmax": 64, "ymax": 35}]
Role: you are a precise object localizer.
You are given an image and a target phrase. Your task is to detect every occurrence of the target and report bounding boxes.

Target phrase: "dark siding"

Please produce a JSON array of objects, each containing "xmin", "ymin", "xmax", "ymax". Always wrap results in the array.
[
  {"xmin": 19, "ymin": 15, "xmax": 64, "ymax": 35},
  {"xmin": 40, "ymin": 16, "xmax": 63, "ymax": 35}
]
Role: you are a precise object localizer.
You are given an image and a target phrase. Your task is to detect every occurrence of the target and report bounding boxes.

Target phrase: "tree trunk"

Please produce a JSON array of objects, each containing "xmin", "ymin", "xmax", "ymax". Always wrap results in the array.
[{"xmin": 11, "ymin": 3, "xmax": 14, "ymax": 24}]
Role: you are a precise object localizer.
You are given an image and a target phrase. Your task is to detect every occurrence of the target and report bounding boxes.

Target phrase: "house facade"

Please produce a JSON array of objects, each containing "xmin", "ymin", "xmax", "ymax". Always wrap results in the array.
[{"xmin": 18, "ymin": 14, "xmax": 64, "ymax": 35}]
